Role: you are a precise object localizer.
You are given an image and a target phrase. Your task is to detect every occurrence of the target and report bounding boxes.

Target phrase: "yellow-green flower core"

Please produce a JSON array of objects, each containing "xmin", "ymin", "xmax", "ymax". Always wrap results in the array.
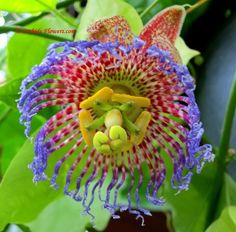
[{"xmin": 79, "ymin": 87, "xmax": 152, "ymax": 154}]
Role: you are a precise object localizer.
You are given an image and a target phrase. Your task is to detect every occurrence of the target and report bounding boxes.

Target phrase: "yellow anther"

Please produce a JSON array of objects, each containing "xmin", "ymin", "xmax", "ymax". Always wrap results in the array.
[
  {"xmin": 131, "ymin": 111, "xmax": 152, "ymax": 145},
  {"xmin": 80, "ymin": 87, "xmax": 114, "ymax": 109},
  {"xmin": 112, "ymin": 93, "xmax": 150, "ymax": 108},
  {"xmin": 79, "ymin": 110, "xmax": 95, "ymax": 146}
]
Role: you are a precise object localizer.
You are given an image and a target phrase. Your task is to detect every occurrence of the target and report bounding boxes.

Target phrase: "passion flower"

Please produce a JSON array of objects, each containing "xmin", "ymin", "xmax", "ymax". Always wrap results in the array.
[{"xmin": 18, "ymin": 6, "xmax": 213, "ymax": 223}]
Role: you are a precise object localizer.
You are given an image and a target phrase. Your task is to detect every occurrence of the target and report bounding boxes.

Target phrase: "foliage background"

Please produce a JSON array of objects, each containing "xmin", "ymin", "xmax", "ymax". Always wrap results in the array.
[{"xmin": 0, "ymin": 0, "xmax": 235, "ymax": 231}]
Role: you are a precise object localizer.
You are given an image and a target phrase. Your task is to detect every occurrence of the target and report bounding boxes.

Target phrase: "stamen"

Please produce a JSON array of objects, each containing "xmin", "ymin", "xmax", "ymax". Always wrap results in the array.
[
  {"xmin": 80, "ymin": 87, "xmax": 113, "ymax": 109},
  {"xmin": 112, "ymin": 93, "xmax": 151, "ymax": 107},
  {"xmin": 131, "ymin": 111, "xmax": 152, "ymax": 145},
  {"xmin": 79, "ymin": 110, "xmax": 95, "ymax": 146},
  {"xmin": 78, "ymin": 86, "xmax": 152, "ymax": 155}
]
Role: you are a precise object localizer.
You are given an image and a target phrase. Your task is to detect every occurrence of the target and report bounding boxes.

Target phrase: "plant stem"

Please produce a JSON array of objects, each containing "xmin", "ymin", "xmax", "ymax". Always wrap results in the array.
[
  {"xmin": 140, "ymin": 0, "xmax": 159, "ymax": 19},
  {"xmin": 36, "ymin": 0, "xmax": 77, "ymax": 27},
  {"xmin": 57, "ymin": 0, "xmax": 78, "ymax": 9},
  {"xmin": 11, "ymin": 0, "xmax": 77, "ymax": 27},
  {"xmin": 0, "ymin": 0, "xmax": 77, "ymax": 41},
  {"xmin": 206, "ymin": 73, "xmax": 236, "ymax": 227},
  {"xmin": 1, "ymin": 224, "xmax": 10, "ymax": 232},
  {"xmin": 0, "ymin": 25, "xmax": 71, "ymax": 41},
  {"xmin": 186, "ymin": 0, "xmax": 209, "ymax": 14},
  {"xmin": 0, "ymin": 0, "xmax": 78, "ymax": 40},
  {"xmin": 140, "ymin": 0, "xmax": 209, "ymax": 20},
  {"xmin": 14, "ymin": 13, "xmax": 48, "ymax": 27},
  {"xmin": 218, "ymin": 76, "xmax": 236, "ymax": 167},
  {"xmin": 16, "ymin": 224, "xmax": 32, "ymax": 232}
]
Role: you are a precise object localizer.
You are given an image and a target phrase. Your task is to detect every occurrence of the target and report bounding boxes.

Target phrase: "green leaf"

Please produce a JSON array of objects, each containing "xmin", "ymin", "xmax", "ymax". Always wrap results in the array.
[
  {"xmin": 215, "ymin": 174, "xmax": 236, "ymax": 218},
  {"xmin": 118, "ymin": 151, "xmax": 217, "ymax": 232},
  {"xmin": 139, "ymin": 152, "xmax": 217, "ymax": 232},
  {"xmin": 0, "ymin": 102, "xmax": 45, "ymax": 174},
  {"xmin": 164, "ymin": 163, "xmax": 217, "ymax": 232},
  {"xmin": 0, "ymin": 0, "xmax": 57, "ymax": 13},
  {"xmin": 0, "ymin": 104, "xmax": 25, "ymax": 174},
  {"xmin": 7, "ymin": 15, "xmax": 73, "ymax": 80},
  {"xmin": 0, "ymin": 137, "xmax": 59, "ymax": 230},
  {"xmin": 75, "ymin": 0, "xmax": 143, "ymax": 40},
  {"xmin": 27, "ymin": 193, "xmax": 110, "ymax": 232},
  {"xmin": 175, "ymin": 37, "xmax": 200, "ymax": 65},
  {"xmin": 0, "ymin": 130, "xmax": 90, "ymax": 230},
  {"xmin": 206, "ymin": 206, "xmax": 236, "ymax": 232},
  {"xmin": 0, "ymin": 78, "xmax": 22, "ymax": 108}
]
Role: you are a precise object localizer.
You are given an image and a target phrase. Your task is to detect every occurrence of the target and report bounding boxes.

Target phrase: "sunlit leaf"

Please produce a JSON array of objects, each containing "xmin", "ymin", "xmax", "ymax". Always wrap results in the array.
[
  {"xmin": 75, "ymin": 0, "xmax": 143, "ymax": 40},
  {"xmin": 0, "ymin": 78, "xmax": 22, "ymax": 108},
  {"xmin": 27, "ymin": 192, "xmax": 111, "ymax": 232},
  {"xmin": 0, "ymin": 131, "xmax": 88, "ymax": 230},
  {"xmin": 0, "ymin": 103, "xmax": 25, "ymax": 174},
  {"xmin": 0, "ymin": 0, "xmax": 57, "ymax": 13},
  {"xmin": 175, "ymin": 37, "xmax": 200, "ymax": 65},
  {"xmin": 0, "ymin": 138, "xmax": 59, "ymax": 230},
  {"xmin": 215, "ymin": 174, "xmax": 236, "ymax": 218},
  {"xmin": 7, "ymin": 15, "xmax": 73, "ymax": 80},
  {"xmin": 206, "ymin": 206, "xmax": 236, "ymax": 232},
  {"xmin": 0, "ymin": 102, "xmax": 45, "ymax": 174}
]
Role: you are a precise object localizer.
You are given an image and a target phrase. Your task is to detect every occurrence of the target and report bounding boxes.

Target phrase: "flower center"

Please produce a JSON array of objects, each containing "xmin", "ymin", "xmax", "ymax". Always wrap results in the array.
[{"xmin": 79, "ymin": 87, "xmax": 152, "ymax": 154}]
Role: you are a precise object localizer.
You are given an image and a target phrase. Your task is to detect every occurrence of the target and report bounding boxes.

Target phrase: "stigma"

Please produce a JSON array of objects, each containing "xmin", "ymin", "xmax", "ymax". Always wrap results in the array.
[{"xmin": 79, "ymin": 87, "xmax": 152, "ymax": 154}]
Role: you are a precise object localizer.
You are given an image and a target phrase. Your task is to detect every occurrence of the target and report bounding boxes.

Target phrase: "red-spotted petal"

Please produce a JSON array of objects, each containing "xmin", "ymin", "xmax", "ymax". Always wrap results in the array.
[
  {"xmin": 87, "ymin": 16, "xmax": 134, "ymax": 45},
  {"xmin": 139, "ymin": 6, "xmax": 185, "ymax": 62},
  {"xmin": 140, "ymin": 5, "xmax": 185, "ymax": 44}
]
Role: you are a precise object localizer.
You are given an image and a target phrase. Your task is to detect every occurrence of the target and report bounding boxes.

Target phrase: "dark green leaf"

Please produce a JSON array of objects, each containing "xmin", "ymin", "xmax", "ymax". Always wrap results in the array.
[
  {"xmin": 126, "ymin": 0, "xmax": 210, "ymax": 31},
  {"xmin": 197, "ymin": 15, "xmax": 236, "ymax": 148},
  {"xmin": 119, "ymin": 151, "xmax": 217, "ymax": 232},
  {"xmin": 215, "ymin": 174, "xmax": 236, "ymax": 218},
  {"xmin": 164, "ymin": 163, "xmax": 217, "ymax": 232}
]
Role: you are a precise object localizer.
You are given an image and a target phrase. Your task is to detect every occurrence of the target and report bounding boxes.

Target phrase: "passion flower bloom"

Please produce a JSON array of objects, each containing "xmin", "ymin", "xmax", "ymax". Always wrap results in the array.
[{"xmin": 18, "ymin": 6, "xmax": 213, "ymax": 222}]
